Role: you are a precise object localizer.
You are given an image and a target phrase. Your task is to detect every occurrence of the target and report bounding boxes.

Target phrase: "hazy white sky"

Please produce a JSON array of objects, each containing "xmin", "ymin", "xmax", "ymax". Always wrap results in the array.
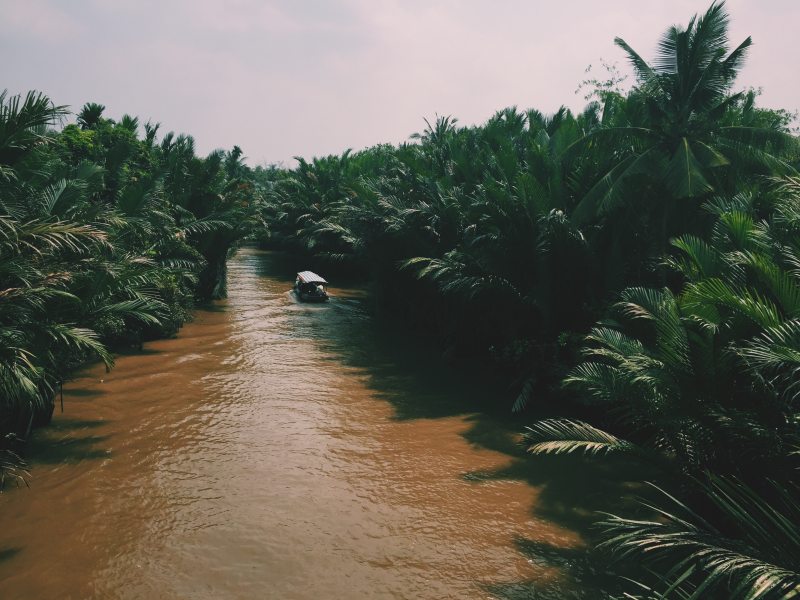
[{"xmin": 2, "ymin": 0, "xmax": 798, "ymax": 166}]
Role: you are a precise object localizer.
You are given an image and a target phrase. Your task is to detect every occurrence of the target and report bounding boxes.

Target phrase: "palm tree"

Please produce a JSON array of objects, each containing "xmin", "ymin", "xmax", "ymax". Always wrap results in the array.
[
  {"xmin": 224, "ymin": 145, "xmax": 246, "ymax": 180},
  {"xmin": 164, "ymin": 146, "xmax": 263, "ymax": 299},
  {"xmin": 0, "ymin": 214, "xmax": 113, "ymax": 435},
  {"xmin": 1, "ymin": 92, "xmax": 107, "ymax": 436},
  {"xmin": 76, "ymin": 102, "xmax": 106, "ymax": 130},
  {"xmin": 410, "ymin": 115, "xmax": 459, "ymax": 176},
  {"xmin": 119, "ymin": 114, "xmax": 139, "ymax": 136},
  {"xmin": 573, "ymin": 1, "xmax": 796, "ymax": 223},
  {"xmin": 0, "ymin": 90, "xmax": 68, "ymax": 171}
]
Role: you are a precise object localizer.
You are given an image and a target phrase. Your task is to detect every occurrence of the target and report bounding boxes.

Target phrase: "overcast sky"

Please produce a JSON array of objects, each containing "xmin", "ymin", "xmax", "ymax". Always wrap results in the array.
[{"xmin": 2, "ymin": 0, "xmax": 798, "ymax": 166}]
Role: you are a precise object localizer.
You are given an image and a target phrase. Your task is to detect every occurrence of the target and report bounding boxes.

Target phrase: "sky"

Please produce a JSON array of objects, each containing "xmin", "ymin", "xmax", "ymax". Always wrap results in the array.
[{"xmin": 2, "ymin": 0, "xmax": 798, "ymax": 167}]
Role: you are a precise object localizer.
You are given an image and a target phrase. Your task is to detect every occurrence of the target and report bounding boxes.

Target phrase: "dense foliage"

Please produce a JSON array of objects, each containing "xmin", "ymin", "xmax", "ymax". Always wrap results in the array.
[
  {"xmin": 0, "ymin": 91, "xmax": 261, "ymax": 476},
  {"xmin": 3, "ymin": 1, "xmax": 799, "ymax": 597},
  {"xmin": 257, "ymin": 3, "xmax": 799, "ymax": 597}
]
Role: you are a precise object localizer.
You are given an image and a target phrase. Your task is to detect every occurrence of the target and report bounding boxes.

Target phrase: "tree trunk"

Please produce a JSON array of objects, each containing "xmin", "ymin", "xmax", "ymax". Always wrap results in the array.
[{"xmin": 197, "ymin": 247, "xmax": 230, "ymax": 300}]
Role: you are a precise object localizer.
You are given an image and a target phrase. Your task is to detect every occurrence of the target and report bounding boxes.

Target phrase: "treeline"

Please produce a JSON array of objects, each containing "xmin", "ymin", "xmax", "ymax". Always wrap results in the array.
[
  {"xmin": 0, "ymin": 92, "xmax": 261, "ymax": 477},
  {"xmin": 257, "ymin": 3, "xmax": 800, "ymax": 598}
]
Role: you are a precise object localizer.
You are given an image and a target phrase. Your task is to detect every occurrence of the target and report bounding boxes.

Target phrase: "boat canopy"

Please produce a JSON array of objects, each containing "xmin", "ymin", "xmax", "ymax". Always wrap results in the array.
[{"xmin": 297, "ymin": 271, "xmax": 328, "ymax": 285}]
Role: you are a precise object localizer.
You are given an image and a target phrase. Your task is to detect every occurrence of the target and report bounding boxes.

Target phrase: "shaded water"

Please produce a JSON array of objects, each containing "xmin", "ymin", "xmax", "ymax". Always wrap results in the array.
[{"xmin": 0, "ymin": 248, "xmax": 631, "ymax": 599}]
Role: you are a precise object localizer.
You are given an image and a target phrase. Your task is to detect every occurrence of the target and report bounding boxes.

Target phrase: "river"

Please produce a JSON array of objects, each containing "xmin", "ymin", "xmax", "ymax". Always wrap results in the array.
[{"xmin": 0, "ymin": 248, "xmax": 629, "ymax": 599}]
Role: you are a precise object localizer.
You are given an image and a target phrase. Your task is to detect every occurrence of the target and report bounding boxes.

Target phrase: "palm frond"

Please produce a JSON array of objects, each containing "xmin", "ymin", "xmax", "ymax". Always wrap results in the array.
[
  {"xmin": 523, "ymin": 418, "xmax": 635, "ymax": 456},
  {"xmin": 600, "ymin": 477, "xmax": 800, "ymax": 599}
]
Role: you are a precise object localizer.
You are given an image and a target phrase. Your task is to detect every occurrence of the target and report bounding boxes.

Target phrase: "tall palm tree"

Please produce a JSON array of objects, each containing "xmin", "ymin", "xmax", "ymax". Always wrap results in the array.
[{"xmin": 574, "ymin": 1, "xmax": 796, "ymax": 222}]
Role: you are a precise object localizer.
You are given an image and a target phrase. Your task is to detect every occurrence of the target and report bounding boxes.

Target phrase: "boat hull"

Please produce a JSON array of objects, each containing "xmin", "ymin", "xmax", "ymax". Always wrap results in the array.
[{"xmin": 294, "ymin": 289, "xmax": 329, "ymax": 303}]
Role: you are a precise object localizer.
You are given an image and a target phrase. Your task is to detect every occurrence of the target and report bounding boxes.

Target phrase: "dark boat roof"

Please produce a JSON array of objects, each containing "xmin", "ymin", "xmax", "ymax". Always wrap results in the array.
[{"xmin": 297, "ymin": 271, "xmax": 328, "ymax": 285}]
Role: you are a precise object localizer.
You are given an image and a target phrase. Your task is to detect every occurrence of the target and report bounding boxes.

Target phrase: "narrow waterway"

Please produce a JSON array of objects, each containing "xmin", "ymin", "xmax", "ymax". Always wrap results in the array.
[{"xmin": 0, "ymin": 248, "xmax": 630, "ymax": 599}]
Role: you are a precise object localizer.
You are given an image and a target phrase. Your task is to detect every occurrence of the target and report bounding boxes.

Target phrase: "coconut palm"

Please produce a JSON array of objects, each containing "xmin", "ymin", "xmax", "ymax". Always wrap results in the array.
[{"xmin": 573, "ymin": 1, "xmax": 796, "ymax": 223}]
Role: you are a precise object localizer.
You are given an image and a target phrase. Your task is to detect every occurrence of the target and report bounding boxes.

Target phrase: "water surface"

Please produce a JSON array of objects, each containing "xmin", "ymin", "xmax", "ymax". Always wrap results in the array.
[{"xmin": 0, "ymin": 248, "xmax": 628, "ymax": 599}]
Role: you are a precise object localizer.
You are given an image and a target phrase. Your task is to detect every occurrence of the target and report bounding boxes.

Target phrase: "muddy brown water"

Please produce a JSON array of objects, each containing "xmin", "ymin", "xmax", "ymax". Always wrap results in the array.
[{"xmin": 0, "ymin": 248, "xmax": 632, "ymax": 599}]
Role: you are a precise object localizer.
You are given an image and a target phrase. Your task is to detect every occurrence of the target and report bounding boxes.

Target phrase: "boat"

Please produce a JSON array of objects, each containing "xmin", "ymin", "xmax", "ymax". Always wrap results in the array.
[{"xmin": 294, "ymin": 271, "xmax": 329, "ymax": 302}]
